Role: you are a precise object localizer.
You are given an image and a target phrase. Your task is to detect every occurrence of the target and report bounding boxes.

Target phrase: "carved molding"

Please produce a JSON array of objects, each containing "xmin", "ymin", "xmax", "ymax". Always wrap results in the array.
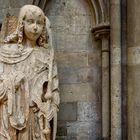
[
  {"xmin": 32, "ymin": 0, "xmax": 49, "ymax": 11},
  {"xmin": 89, "ymin": 0, "xmax": 110, "ymax": 39},
  {"xmin": 90, "ymin": 0, "xmax": 109, "ymax": 25},
  {"xmin": 92, "ymin": 23, "xmax": 110, "ymax": 40}
]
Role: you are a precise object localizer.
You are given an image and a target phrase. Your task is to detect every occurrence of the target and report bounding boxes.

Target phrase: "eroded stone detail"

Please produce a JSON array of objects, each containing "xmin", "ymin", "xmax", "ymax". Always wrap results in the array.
[{"xmin": 0, "ymin": 5, "xmax": 60, "ymax": 140}]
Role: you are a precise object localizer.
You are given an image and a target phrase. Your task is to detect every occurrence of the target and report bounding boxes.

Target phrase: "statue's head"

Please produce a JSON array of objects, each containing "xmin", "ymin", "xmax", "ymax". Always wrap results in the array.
[
  {"xmin": 18, "ymin": 5, "xmax": 46, "ymax": 46},
  {"xmin": 4, "ymin": 5, "xmax": 47, "ymax": 47}
]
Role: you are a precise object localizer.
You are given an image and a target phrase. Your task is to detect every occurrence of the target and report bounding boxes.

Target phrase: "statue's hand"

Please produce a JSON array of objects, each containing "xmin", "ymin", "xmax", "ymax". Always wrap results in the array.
[{"xmin": 44, "ymin": 92, "xmax": 53, "ymax": 100}]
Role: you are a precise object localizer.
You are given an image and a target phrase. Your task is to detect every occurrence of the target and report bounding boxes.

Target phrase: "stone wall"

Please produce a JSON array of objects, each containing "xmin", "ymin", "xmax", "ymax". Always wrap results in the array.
[
  {"xmin": 127, "ymin": 0, "xmax": 140, "ymax": 140},
  {"xmin": 45, "ymin": 0, "xmax": 102, "ymax": 139},
  {"xmin": 0, "ymin": 0, "xmax": 102, "ymax": 140},
  {"xmin": 1, "ymin": 0, "xmax": 140, "ymax": 139},
  {"xmin": 0, "ymin": 0, "xmax": 33, "ymax": 23}
]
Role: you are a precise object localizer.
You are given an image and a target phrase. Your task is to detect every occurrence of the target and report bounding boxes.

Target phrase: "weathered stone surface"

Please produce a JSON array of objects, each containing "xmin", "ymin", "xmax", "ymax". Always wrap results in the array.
[
  {"xmin": 54, "ymin": 33, "xmax": 93, "ymax": 52},
  {"xmin": 59, "ymin": 83, "xmax": 99, "ymax": 102},
  {"xmin": 66, "ymin": 121, "xmax": 101, "ymax": 140},
  {"xmin": 56, "ymin": 136, "xmax": 77, "ymax": 140},
  {"xmin": 57, "ymin": 125, "xmax": 67, "ymax": 136},
  {"xmin": 0, "ymin": 0, "xmax": 33, "ymax": 22},
  {"xmin": 0, "ymin": 5, "xmax": 60, "ymax": 140},
  {"xmin": 56, "ymin": 52, "xmax": 88, "ymax": 67},
  {"xmin": 46, "ymin": 1, "xmax": 101, "ymax": 139},
  {"xmin": 127, "ymin": 47, "xmax": 140, "ymax": 66},
  {"xmin": 0, "ymin": 0, "xmax": 9, "ymax": 9},
  {"xmin": 0, "ymin": 0, "xmax": 103, "ymax": 140},
  {"xmin": 58, "ymin": 102, "xmax": 77, "ymax": 121},
  {"xmin": 56, "ymin": 51, "xmax": 101, "ymax": 68},
  {"xmin": 77, "ymin": 102, "xmax": 99, "ymax": 121},
  {"xmin": 127, "ymin": 0, "xmax": 140, "ymax": 139},
  {"xmin": 88, "ymin": 52, "xmax": 101, "ymax": 66},
  {"xmin": 59, "ymin": 67, "xmax": 95, "ymax": 84},
  {"xmin": 57, "ymin": 101, "xmax": 101, "ymax": 139}
]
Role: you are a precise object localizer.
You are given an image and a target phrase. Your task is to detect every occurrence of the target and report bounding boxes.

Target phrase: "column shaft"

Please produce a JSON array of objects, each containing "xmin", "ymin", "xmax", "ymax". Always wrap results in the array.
[
  {"xmin": 102, "ymin": 36, "xmax": 110, "ymax": 139},
  {"xmin": 110, "ymin": 0, "xmax": 122, "ymax": 139}
]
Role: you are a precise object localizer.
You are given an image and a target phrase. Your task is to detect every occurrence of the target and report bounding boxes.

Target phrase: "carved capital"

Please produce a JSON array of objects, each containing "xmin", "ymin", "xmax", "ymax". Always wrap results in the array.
[{"xmin": 92, "ymin": 23, "xmax": 110, "ymax": 40}]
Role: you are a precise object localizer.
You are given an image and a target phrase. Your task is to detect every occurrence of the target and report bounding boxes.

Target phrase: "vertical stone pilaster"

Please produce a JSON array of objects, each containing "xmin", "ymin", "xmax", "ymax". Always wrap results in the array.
[
  {"xmin": 102, "ymin": 36, "xmax": 110, "ymax": 139},
  {"xmin": 127, "ymin": 0, "xmax": 140, "ymax": 139},
  {"xmin": 110, "ymin": 0, "xmax": 122, "ymax": 139},
  {"xmin": 92, "ymin": 24, "xmax": 110, "ymax": 140}
]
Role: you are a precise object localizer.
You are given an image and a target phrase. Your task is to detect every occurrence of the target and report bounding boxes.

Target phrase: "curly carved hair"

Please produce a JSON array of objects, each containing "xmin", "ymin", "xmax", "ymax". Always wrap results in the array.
[{"xmin": 4, "ymin": 5, "xmax": 47, "ymax": 47}]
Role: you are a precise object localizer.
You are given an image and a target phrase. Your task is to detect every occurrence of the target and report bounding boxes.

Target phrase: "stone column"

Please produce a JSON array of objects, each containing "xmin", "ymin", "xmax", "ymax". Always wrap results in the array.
[
  {"xmin": 110, "ymin": 0, "xmax": 122, "ymax": 140},
  {"xmin": 127, "ymin": 0, "xmax": 140, "ymax": 139},
  {"xmin": 92, "ymin": 24, "xmax": 110, "ymax": 140}
]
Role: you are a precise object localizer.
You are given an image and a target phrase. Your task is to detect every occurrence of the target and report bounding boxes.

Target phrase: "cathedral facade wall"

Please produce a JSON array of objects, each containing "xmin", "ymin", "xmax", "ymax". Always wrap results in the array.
[{"xmin": 2, "ymin": 0, "xmax": 140, "ymax": 140}]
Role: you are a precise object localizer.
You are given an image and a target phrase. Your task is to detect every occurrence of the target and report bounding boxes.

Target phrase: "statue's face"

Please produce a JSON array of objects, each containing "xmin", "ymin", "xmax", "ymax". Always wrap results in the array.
[{"xmin": 23, "ymin": 10, "xmax": 45, "ymax": 42}]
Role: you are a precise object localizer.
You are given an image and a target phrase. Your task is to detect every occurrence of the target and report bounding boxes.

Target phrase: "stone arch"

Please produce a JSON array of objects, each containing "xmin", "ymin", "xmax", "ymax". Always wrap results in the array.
[
  {"xmin": 90, "ymin": 0, "xmax": 109, "ymax": 24},
  {"xmin": 0, "ymin": 0, "xmax": 109, "ymax": 35},
  {"xmin": 32, "ymin": 0, "xmax": 109, "ymax": 26}
]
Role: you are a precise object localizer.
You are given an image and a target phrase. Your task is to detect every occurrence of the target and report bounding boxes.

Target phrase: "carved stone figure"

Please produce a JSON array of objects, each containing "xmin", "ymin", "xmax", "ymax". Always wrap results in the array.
[{"xmin": 0, "ymin": 5, "xmax": 60, "ymax": 140}]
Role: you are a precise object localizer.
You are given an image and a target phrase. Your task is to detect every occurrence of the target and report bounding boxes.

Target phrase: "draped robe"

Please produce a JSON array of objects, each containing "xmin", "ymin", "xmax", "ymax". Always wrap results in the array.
[{"xmin": 0, "ymin": 44, "xmax": 60, "ymax": 140}]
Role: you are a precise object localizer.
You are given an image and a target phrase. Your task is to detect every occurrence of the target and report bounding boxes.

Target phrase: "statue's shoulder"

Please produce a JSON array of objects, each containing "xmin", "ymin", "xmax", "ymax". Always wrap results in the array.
[{"xmin": 0, "ymin": 43, "xmax": 19, "ymax": 51}]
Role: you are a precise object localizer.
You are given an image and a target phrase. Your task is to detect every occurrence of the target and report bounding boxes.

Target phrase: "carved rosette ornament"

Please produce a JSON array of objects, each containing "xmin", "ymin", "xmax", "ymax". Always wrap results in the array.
[{"xmin": 0, "ymin": 5, "xmax": 60, "ymax": 140}]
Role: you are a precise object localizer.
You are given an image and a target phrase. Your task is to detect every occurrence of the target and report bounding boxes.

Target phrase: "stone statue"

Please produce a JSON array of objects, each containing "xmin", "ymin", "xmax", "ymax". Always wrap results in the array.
[{"xmin": 0, "ymin": 5, "xmax": 60, "ymax": 140}]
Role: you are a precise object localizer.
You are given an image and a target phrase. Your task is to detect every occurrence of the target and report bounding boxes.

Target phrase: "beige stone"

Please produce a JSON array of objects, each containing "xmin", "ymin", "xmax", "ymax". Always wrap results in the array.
[
  {"xmin": 0, "ymin": 0, "xmax": 113, "ymax": 140},
  {"xmin": 110, "ymin": 0, "xmax": 122, "ymax": 139},
  {"xmin": 0, "ymin": 5, "xmax": 60, "ymax": 140},
  {"xmin": 60, "ymin": 83, "xmax": 98, "ymax": 102},
  {"xmin": 127, "ymin": 1, "xmax": 140, "ymax": 139}
]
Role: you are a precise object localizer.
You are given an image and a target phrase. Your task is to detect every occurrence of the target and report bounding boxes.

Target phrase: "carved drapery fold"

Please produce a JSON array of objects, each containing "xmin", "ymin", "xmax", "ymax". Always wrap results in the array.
[{"xmin": 0, "ymin": 5, "xmax": 60, "ymax": 140}]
